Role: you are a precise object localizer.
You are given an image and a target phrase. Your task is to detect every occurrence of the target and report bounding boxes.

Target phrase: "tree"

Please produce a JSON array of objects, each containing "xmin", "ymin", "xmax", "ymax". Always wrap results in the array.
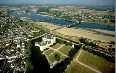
[
  {"xmin": 55, "ymin": 54, "xmax": 61, "ymax": 61},
  {"xmin": 25, "ymin": 40, "xmax": 33, "ymax": 72},
  {"xmin": 110, "ymin": 41, "xmax": 115, "ymax": 45},
  {"xmin": 79, "ymin": 38, "xmax": 87, "ymax": 43}
]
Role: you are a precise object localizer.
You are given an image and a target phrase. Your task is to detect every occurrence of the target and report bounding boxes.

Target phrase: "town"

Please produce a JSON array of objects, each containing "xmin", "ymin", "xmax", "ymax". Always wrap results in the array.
[
  {"xmin": 0, "ymin": 4, "xmax": 115, "ymax": 73},
  {"xmin": 0, "ymin": 10, "xmax": 42, "ymax": 73},
  {"xmin": 35, "ymin": 6, "xmax": 115, "ymax": 27}
]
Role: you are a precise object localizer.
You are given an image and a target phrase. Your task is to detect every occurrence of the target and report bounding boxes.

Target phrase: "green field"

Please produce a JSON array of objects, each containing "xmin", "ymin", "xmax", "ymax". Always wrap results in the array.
[
  {"xmin": 52, "ymin": 43, "xmax": 63, "ymax": 49},
  {"xmin": 78, "ymin": 50, "xmax": 115, "ymax": 73},
  {"xmin": 65, "ymin": 61, "xmax": 96, "ymax": 73},
  {"xmin": 44, "ymin": 49, "xmax": 54, "ymax": 56},
  {"xmin": 48, "ymin": 52, "xmax": 66, "ymax": 63},
  {"xmin": 59, "ymin": 45, "xmax": 72, "ymax": 55}
]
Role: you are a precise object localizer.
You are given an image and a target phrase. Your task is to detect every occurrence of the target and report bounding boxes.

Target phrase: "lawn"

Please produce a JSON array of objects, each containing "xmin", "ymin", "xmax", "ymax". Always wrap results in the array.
[
  {"xmin": 44, "ymin": 49, "xmax": 54, "ymax": 56},
  {"xmin": 48, "ymin": 52, "xmax": 66, "ymax": 64},
  {"xmin": 52, "ymin": 43, "xmax": 63, "ymax": 49},
  {"xmin": 65, "ymin": 61, "xmax": 96, "ymax": 73},
  {"xmin": 59, "ymin": 45, "xmax": 72, "ymax": 55},
  {"xmin": 78, "ymin": 50, "xmax": 115, "ymax": 73}
]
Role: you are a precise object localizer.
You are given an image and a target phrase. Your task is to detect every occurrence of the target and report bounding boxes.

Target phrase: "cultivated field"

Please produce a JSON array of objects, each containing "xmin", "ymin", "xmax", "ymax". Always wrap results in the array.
[
  {"xmin": 65, "ymin": 61, "xmax": 96, "ymax": 73},
  {"xmin": 77, "ymin": 50, "xmax": 115, "ymax": 73},
  {"xmin": 58, "ymin": 45, "xmax": 72, "ymax": 55}
]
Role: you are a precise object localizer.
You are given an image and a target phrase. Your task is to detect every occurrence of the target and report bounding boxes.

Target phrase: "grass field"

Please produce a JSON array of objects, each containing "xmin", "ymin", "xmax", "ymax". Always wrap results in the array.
[
  {"xmin": 59, "ymin": 45, "xmax": 72, "ymax": 55},
  {"xmin": 44, "ymin": 49, "xmax": 54, "ymax": 56},
  {"xmin": 48, "ymin": 52, "xmax": 66, "ymax": 63},
  {"xmin": 65, "ymin": 61, "xmax": 96, "ymax": 73},
  {"xmin": 78, "ymin": 50, "xmax": 115, "ymax": 73},
  {"xmin": 52, "ymin": 43, "xmax": 63, "ymax": 49}
]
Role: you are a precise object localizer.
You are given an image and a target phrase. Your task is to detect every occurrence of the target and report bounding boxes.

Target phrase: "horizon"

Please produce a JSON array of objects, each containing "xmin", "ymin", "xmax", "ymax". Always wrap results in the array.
[{"xmin": 0, "ymin": 0, "xmax": 115, "ymax": 6}]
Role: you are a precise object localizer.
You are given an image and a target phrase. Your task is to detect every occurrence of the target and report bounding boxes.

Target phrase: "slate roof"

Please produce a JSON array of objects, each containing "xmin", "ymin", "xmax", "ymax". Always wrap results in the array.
[
  {"xmin": 44, "ymin": 34, "xmax": 54, "ymax": 39},
  {"xmin": 39, "ymin": 41, "xmax": 51, "ymax": 46}
]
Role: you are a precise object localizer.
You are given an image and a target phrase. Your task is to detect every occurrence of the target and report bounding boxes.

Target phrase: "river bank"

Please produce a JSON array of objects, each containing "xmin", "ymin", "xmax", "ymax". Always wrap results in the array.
[{"xmin": 35, "ymin": 21, "xmax": 115, "ymax": 42}]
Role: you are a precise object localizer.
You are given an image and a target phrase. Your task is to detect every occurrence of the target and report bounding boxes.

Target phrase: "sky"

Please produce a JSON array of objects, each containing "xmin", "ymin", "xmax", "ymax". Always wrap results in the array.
[{"xmin": 0, "ymin": 0, "xmax": 115, "ymax": 6}]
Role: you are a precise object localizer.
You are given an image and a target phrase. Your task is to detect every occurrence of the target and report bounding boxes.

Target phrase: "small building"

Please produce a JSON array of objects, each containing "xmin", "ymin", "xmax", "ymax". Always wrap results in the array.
[{"xmin": 17, "ymin": 44, "xmax": 21, "ymax": 48}]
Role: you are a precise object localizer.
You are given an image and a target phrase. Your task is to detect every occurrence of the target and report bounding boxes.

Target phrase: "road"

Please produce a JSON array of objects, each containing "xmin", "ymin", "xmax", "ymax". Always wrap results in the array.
[{"xmin": 74, "ymin": 49, "xmax": 102, "ymax": 73}]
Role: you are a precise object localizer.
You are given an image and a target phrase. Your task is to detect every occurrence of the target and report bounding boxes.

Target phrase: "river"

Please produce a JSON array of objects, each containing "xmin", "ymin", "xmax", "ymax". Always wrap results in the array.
[{"xmin": 11, "ymin": 10, "xmax": 115, "ymax": 31}]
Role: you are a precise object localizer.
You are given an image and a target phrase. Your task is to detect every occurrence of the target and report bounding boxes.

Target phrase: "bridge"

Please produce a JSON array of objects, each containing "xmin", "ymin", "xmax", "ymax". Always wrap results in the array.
[
  {"xmin": 36, "ymin": 18, "xmax": 55, "ymax": 22},
  {"xmin": 50, "ymin": 21, "xmax": 81, "ymax": 32}
]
